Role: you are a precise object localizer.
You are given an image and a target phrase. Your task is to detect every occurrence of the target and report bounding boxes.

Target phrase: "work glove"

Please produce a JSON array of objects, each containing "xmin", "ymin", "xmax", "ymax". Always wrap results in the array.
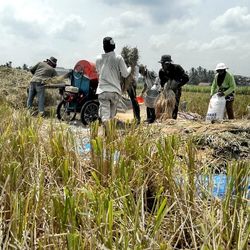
[{"xmin": 217, "ymin": 91, "xmax": 224, "ymax": 97}]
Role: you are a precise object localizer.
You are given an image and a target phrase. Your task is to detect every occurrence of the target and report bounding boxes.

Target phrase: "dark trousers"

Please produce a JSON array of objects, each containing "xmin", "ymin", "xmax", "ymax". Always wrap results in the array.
[
  {"xmin": 226, "ymin": 100, "xmax": 234, "ymax": 119},
  {"xmin": 146, "ymin": 107, "xmax": 156, "ymax": 122},
  {"xmin": 172, "ymin": 89, "xmax": 182, "ymax": 119},
  {"xmin": 127, "ymin": 85, "xmax": 140, "ymax": 122}
]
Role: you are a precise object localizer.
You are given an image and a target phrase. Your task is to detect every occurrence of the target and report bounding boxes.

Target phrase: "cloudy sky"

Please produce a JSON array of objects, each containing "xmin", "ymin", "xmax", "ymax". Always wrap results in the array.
[{"xmin": 0, "ymin": 0, "xmax": 250, "ymax": 76}]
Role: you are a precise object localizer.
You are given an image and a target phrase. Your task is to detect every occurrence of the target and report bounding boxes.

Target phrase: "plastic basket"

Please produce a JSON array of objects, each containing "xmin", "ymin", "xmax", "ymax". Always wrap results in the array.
[{"xmin": 145, "ymin": 89, "xmax": 159, "ymax": 108}]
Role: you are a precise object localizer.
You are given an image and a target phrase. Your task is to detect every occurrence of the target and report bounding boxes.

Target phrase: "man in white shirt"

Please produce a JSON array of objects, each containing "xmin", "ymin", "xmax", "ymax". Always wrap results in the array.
[{"xmin": 96, "ymin": 37, "xmax": 131, "ymax": 122}]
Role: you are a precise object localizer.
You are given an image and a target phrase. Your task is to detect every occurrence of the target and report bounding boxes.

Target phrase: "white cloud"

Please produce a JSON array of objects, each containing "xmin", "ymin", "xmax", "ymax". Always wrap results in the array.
[
  {"xmin": 100, "ymin": 0, "xmax": 202, "ymax": 23},
  {"xmin": 50, "ymin": 15, "xmax": 86, "ymax": 41},
  {"xmin": 199, "ymin": 35, "xmax": 238, "ymax": 50},
  {"xmin": 0, "ymin": 1, "xmax": 53, "ymax": 23},
  {"xmin": 101, "ymin": 11, "xmax": 149, "ymax": 40},
  {"xmin": 176, "ymin": 40, "xmax": 200, "ymax": 50},
  {"xmin": 0, "ymin": 6, "xmax": 44, "ymax": 39},
  {"xmin": 0, "ymin": 0, "xmax": 250, "ymax": 76},
  {"xmin": 211, "ymin": 6, "xmax": 250, "ymax": 32},
  {"xmin": 179, "ymin": 0, "xmax": 202, "ymax": 7},
  {"xmin": 120, "ymin": 11, "xmax": 149, "ymax": 28},
  {"xmin": 167, "ymin": 18, "xmax": 199, "ymax": 33},
  {"xmin": 176, "ymin": 36, "xmax": 239, "ymax": 51},
  {"xmin": 149, "ymin": 34, "xmax": 171, "ymax": 50}
]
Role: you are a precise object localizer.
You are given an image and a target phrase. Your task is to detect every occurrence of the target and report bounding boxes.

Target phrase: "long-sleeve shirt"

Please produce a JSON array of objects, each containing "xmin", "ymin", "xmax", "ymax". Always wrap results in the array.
[
  {"xmin": 30, "ymin": 62, "xmax": 57, "ymax": 82},
  {"xmin": 96, "ymin": 51, "xmax": 131, "ymax": 95},
  {"xmin": 141, "ymin": 70, "xmax": 158, "ymax": 95},
  {"xmin": 210, "ymin": 71, "xmax": 236, "ymax": 96},
  {"xmin": 159, "ymin": 63, "xmax": 189, "ymax": 89}
]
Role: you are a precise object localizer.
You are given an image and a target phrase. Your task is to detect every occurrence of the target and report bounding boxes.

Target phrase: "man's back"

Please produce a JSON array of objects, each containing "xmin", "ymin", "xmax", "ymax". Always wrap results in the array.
[
  {"xmin": 96, "ymin": 51, "xmax": 130, "ymax": 95},
  {"xmin": 31, "ymin": 62, "xmax": 57, "ymax": 82}
]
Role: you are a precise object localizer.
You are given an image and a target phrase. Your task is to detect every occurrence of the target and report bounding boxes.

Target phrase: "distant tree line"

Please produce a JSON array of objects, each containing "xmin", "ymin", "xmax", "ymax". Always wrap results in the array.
[
  {"xmin": 1, "ymin": 61, "xmax": 249, "ymax": 86},
  {"xmin": 1, "ymin": 61, "xmax": 29, "ymax": 71},
  {"xmin": 187, "ymin": 66, "xmax": 250, "ymax": 86},
  {"xmin": 187, "ymin": 66, "xmax": 215, "ymax": 85}
]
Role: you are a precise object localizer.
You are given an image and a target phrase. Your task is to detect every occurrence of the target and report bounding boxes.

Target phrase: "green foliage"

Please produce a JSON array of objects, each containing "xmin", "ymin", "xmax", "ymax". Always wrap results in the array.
[
  {"xmin": 183, "ymin": 85, "xmax": 250, "ymax": 95},
  {"xmin": 182, "ymin": 91, "xmax": 250, "ymax": 118}
]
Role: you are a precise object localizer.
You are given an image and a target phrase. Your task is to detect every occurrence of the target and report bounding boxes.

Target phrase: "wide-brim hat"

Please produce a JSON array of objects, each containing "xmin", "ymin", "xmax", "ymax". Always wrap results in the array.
[
  {"xmin": 47, "ymin": 56, "xmax": 57, "ymax": 66},
  {"xmin": 158, "ymin": 54, "xmax": 172, "ymax": 63},
  {"xmin": 215, "ymin": 63, "xmax": 228, "ymax": 71}
]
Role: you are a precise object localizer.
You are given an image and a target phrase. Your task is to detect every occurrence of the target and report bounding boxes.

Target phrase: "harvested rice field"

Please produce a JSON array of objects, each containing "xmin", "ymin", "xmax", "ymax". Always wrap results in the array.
[{"xmin": 0, "ymin": 67, "xmax": 249, "ymax": 249}]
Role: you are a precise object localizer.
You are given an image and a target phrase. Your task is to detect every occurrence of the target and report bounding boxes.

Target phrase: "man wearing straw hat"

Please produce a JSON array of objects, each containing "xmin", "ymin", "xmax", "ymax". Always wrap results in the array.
[
  {"xmin": 27, "ymin": 56, "xmax": 58, "ymax": 117},
  {"xmin": 158, "ymin": 55, "xmax": 189, "ymax": 119}
]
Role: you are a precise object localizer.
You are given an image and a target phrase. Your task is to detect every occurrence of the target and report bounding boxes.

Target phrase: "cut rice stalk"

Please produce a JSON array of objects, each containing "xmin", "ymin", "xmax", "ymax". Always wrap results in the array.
[
  {"xmin": 120, "ymin": 46, "xmax": 139, "ymax": 93},
  {"xmin": 155, "ymin": 89, "xmax": 176, "ymax": 120}
]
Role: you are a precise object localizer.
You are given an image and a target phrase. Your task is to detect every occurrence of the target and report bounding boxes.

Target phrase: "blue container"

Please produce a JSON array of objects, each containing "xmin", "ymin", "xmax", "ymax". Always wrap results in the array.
[{"xmin": 72, "ymin": 71, "xmax": 90, "ymax": 94}]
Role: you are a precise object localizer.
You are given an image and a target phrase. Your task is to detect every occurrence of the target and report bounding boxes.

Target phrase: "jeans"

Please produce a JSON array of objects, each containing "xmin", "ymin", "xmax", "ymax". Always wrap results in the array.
[{"xmin": 27, "ymin": 82, "xmax": 45, "ymax": 113}]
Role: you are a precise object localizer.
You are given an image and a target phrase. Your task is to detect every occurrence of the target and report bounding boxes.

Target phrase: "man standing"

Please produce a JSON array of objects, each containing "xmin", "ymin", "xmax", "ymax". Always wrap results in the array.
[
  {"xmin": 210, "ymin": 63, "xmax": 236, "ymax": 119},
  {"xmin": 27, "ymin": 56, "xmax": 58, "ymax": 116},
  {"xmin": 139, "ymin": 64, "xmax": 159, "ymax": 123},
  {"xmin": 158, "ymin": 55, "xmax": 189, "ymax": 119},
  {"xmin": 96, "ymin": 37, "xmax": 131, "ymax": 123}
]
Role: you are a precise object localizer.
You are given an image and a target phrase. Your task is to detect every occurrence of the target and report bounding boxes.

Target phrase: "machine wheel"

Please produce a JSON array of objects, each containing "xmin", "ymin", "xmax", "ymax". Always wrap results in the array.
[
  {"xmin": 56, "ymin": 100, "xmax": 77, "ymax": 121},
  {"xmin": 80, "ymin": 100, "xmax": 99, "ymax": 125}
]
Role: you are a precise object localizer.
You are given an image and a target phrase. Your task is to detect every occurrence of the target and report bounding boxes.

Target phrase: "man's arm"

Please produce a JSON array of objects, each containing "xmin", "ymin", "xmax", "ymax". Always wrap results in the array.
[
  {"xmin": 210, "ymin": 75, "xmax": 217, "ymax": 96},
  {"xmin": 224, "ymin": 73, "xmax": 236, "ymax": 96},
  {"xmin": 119, "ymin": 56, "xmax": 131, "ymax": 78},
  {"xmin": 30, "ymin": 63, "xmax": 39, "ymax": 75},
  {"xmin": 159, "ymin": 69, "xmax": 168, "ymax": 88},
  {"xmin": 175, "ymin": 65, "xmax": 189, "ymax": 87}
]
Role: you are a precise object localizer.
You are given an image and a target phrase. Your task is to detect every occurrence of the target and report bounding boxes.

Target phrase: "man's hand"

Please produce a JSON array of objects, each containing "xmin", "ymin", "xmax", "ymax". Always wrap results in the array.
[{"xmin": 217, "ymin": 91, "xmax": 224, "ymax": 97}]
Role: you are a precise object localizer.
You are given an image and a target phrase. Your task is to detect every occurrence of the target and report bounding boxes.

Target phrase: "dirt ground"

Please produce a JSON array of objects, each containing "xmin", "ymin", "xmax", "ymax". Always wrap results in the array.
[{"xmin": 58, "ymin": 102, "xmax": 249, "ymax": 171}]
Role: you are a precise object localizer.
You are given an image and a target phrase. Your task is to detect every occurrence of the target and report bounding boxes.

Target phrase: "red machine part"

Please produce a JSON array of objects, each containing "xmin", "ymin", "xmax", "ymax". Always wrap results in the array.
[{"xmin": 74, "ymin": 60, "xmax": 98, "ymax": 80}]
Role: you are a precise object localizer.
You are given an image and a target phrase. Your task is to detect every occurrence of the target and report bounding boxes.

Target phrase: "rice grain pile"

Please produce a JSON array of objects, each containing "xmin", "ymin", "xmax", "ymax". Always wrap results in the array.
[
  {"xmin": 120, "ymin": 46, "xmax": 139, "ymax": 93},
  {"xmin": 155, "ymin": 87, "xmax": 176, "ymax": 120}
]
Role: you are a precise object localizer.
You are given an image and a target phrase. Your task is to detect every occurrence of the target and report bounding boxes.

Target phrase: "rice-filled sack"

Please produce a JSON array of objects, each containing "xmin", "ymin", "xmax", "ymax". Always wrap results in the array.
[{"xmin": 205, "ymin": 94, "xmax": 226, "ymax": 121}]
